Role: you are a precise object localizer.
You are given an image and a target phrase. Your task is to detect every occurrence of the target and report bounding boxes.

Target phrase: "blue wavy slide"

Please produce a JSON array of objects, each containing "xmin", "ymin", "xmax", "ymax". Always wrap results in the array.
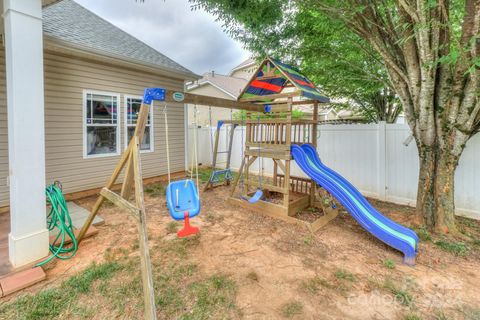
[{"xmin": 291, "ymin": 144, "xmax": 418, "ymax": 265}]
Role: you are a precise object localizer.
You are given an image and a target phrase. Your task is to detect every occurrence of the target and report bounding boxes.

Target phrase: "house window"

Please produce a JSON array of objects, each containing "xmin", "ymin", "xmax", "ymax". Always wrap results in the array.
[
  {"xmin": 125, "ymin": 96, "xmax": 153, "ymax": 152},
  {"xmin": 84, "ymin": 91, "xmax": 120, "ymax": 158}
]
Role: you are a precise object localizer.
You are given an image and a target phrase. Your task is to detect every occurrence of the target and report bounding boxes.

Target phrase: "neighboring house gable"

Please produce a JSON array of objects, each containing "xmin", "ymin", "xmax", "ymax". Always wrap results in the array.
[
  {"xmin": 187, "ymin": 72, "xmax": 247, "ymax": 126},
  {"xmin": 229, "ymin": 58, "xmax": 256, "ymax": 80}
]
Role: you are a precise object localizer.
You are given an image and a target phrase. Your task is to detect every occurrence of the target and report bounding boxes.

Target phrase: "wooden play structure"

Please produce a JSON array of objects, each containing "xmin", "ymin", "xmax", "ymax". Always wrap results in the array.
[
  {"xmin": 225, "ymin": 57, "xmax": 340, "ymax": 231},
  {"xmin": 75, "ymin": 57, "xmax": 340, "ymax": 319}
]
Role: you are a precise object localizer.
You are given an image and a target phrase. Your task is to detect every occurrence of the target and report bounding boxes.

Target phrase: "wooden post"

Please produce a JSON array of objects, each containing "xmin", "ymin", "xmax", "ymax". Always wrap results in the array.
[
  {"xmin": 225, "ymin": 124, "xmax": 237, "ymax": 186},
  {"xmin": 132, "ymin": 139, "xmax": 157, "ymax": 320},
  {"xmin": 284, "ymin": 97, "xmax": 293, "ymax": 209},
  {"xmin": 310, "ymin": 102, "xmax": 319, "ymax": 206},
  {"xmin": 77, "ymin": 103, "xmax": 157, "ymax": 319},
  {"xmin": 244, "ymin": 118, "xmax": 252, "ymax": 197},
  {"xmin": 121, "ymin": 103, "xmax": 150, "ymax": 199},
  {"xmin": 230, "ymin": 156, "xmax": 245, "ymax": 197}
]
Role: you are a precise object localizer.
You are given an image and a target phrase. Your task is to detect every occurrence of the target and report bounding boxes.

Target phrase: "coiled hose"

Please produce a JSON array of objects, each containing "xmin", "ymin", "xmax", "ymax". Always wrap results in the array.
[{"xmin": 36, "ymin": 183, "xmax": 78, "ymax": 266}]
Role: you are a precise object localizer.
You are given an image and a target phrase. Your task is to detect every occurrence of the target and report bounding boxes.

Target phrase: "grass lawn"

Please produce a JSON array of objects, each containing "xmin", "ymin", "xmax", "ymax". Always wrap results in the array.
[{"xmin": 1, "ymin": 168, "xmax": 480, "ymax": 319}]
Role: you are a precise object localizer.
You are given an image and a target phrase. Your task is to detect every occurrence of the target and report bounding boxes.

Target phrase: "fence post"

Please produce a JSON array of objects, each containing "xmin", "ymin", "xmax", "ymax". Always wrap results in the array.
[{"xmin": 377, "ymin": 121, "xmax": 387, "ymax": 200}]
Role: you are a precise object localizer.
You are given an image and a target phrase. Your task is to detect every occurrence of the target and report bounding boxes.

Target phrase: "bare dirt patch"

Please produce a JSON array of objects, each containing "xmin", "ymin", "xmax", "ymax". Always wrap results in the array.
[{"xmin": 1, "ymin": 180, "xmax": 480, "ymax": 320}]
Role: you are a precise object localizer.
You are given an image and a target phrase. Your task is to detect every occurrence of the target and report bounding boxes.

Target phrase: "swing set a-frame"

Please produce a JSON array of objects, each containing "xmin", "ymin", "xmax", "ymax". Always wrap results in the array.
[{"xmin": 75, "ymin": 88, "xmax": 265, "ymax": 320}]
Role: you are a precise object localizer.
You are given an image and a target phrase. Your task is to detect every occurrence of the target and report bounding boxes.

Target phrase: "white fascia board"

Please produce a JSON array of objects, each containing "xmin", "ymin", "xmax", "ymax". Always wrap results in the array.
[
  {"xmin": 187, "ymin": 80, "xmax": 237, "ymax": 100},
  {"xmin": 229, "ymin": 61, "xmax": 256, "ymax": 76}
]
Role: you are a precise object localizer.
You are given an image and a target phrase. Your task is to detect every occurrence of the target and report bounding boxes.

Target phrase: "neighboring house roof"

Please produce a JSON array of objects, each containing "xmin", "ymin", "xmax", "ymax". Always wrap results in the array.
[
  {"xmin": 187, "ymin": 72, "xmax": 247, "ymax": 99},
  {"xmin": 43, "ymin": 0, "xmax": 198, "ymax": 79},
  {"xmin": 295, "ymin": 104, "xmax": 336, "ymax": 116},
  {"xmin": 319, "ymin": 108, "xmax": 338, "ymax": 116},
  {"xmin": 229, "ymin": 58, "xmax": 256, "ymax": 76}
]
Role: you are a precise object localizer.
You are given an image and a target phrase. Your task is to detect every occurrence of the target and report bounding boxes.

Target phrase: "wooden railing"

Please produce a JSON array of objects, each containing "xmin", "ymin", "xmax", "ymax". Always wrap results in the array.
[
  {"xmin": 291, "ymin": 122, "xmax": 314, "ymax": 145},
  {"xmin": 247, "ymin": 120, "xmax": 315, "ymax": 146},
  {"xmin": 275, "ymin": 174, "xmax": 312, "ymax": 195}
]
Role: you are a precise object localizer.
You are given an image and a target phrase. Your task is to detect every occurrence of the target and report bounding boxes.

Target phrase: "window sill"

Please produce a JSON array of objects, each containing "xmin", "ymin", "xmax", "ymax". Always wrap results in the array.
[{"xmin": 83, "ymin": 151, "xmax": 121, "ymax": 159}]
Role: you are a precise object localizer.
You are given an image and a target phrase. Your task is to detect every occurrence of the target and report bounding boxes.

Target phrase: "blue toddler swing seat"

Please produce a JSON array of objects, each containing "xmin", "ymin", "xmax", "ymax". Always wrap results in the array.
[
  {"xmin": 166, "ymin": 180, "xmax": 200, "ymax": 220},
  {"xmin": 166, "ymin": 180, "xmax": 200, "ymax": 237}
]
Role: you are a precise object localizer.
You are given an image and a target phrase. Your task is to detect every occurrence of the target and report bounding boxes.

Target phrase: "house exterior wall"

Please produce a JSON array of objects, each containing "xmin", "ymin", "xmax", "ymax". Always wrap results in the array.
[
  {"xmin": 0, "ymin": 49, "xmax": 186, "ymax": 207},
  {"xmin": 230, "ymin": 66, "xmax": 256, "ymax": 81},
  {"xmin": 187, "ymin": 85, "xmax": 234, "ymax": 127}
]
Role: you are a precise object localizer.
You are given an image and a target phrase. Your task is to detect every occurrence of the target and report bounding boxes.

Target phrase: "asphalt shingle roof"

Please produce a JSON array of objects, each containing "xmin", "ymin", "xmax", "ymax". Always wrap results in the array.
[{"xmin": 43, "ymin": 0, "xmax": 195, "ymax": 77}]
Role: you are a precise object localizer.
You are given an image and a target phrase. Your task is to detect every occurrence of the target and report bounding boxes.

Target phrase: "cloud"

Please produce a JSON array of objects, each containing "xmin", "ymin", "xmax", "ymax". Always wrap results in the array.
[{"xmin": 74, "ymin": 0, "xmax": 251, "ymax": 74}]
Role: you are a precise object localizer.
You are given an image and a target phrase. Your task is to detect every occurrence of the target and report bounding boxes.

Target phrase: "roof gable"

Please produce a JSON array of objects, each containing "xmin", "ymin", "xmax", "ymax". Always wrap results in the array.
[
  {"xmin": 238, "ymin": 57, "xmax": 329, "ymax": 103},
  {"xmin": 229, "ymin": 58, "xmax": 256, "ymax": 76},
  {"xmin": 43, "ymin": 0, "xmax": 196, "ymax": 78}
]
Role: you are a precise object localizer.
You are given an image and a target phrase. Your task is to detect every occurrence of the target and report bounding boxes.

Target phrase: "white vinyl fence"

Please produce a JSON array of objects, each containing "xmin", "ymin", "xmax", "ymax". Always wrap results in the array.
[{"xmin": 187, "ymin": 123, "xmax": 480, "ymax": 219}]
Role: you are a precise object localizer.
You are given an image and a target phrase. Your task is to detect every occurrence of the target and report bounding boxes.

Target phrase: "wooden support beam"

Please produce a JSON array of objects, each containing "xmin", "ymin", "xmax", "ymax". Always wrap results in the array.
[
  {"xmin": 164, "ymin": 90, "xmax": 263, "ymax": 112},
  {"xmin": 100, "ymin": 188, "xmax": 140, "ymax": 220},
  {"xmin": 273, "ymin": 159, "xmax": 286, "ymax": 174},
  {"xmin": 132, "ymin": 140, "xmax": 157, "ymax": 320},
  {"xmin": 244, "ymin": 149, "xmax": 291, "ymax": 160},
  {"xmin": 245, "ymin": 142, "xmax": 290, "ymax": 151},
  {"xmin": 121, "ymin": 103, "xmax": 151, "ymax": 199},
  {"xmin": 230, "ymin": 156, "xmax": 245, "ymax": 197},
  {"xmin": 77, "ymin": 141, "xmax": 134, "ymax": 243},
  {"xmin": 246, "ymin": 155, "xmax": 258, "ymax": 169},
  {"xmin": 239, "ymin": 91, "xmax": 301, "ymax": 102}
]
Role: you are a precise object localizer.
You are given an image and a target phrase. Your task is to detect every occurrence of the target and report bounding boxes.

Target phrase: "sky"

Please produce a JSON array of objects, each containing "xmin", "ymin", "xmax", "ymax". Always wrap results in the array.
[{"xmin": 74, "ymin": 0, "xmax": 251, "ymax": 75}]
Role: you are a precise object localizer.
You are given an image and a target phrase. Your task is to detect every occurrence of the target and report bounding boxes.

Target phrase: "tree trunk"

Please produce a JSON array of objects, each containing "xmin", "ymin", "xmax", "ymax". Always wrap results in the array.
[
  {"xmin": 433, "ymin": 151, "xmax": 458, "ymax": 233},
  {"xmin": 415, "ymin": 136, "xmax": 465, "ymax": 233},
  {"xmin": 415, "ymin": 147, "xmax": 437, "ymax": 227}
]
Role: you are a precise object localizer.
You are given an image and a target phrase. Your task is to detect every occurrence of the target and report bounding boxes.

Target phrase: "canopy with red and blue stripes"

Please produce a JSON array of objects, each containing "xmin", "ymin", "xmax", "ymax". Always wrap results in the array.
[{"xmin": 240, "ymin": 58, "xmax": 329, "ymax": 103}]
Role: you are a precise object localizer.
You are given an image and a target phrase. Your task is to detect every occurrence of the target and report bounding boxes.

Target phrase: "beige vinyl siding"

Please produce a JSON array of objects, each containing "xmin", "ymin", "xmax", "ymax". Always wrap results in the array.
[
  {"xmin": 0, "ymin": 50, "xmax": 187, "ymax": 207},
  {"xmin": 230, "ymin": 67, "xmax": 256, "ymax": 81},
  {"xmin": 187, "ymin": 84, "xmax": 234, "ymax": 127}
]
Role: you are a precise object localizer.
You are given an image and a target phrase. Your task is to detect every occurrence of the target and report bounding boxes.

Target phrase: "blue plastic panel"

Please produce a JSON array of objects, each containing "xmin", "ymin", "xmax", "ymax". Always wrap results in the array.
[
  {"xmin": 247, "ymin": 189, "xmax": 263, "ymax": 204},
  {"xmin": 143, "ymin": 88, "xmax": 166, "ymax": 104},
  {"xmin": 291, "ymin": 144, "xmax": 418, "ymax": 265}
]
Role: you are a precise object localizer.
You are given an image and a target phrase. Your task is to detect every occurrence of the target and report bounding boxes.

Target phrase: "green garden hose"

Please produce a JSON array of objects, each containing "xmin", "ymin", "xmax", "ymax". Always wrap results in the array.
[{"xmin": 36, "ymin": 183, "xmax": 78, "ymax": 266}]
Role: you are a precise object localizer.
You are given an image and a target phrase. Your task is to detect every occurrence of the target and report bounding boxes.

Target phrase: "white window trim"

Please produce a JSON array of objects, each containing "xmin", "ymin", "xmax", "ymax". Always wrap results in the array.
[
  {"xmin": 83, "ymin": 89, "xmax": 121, "ymax": 159},
  {"xmin": 124, "ymin": 95, "xmax": 154, "ymax": 153}
]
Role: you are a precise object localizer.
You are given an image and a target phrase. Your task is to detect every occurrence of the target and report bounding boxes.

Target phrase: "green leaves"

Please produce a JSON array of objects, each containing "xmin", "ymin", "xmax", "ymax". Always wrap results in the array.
[{"xmin": 192, "ymin": 0, "xmax": 401, "ymax": 122}]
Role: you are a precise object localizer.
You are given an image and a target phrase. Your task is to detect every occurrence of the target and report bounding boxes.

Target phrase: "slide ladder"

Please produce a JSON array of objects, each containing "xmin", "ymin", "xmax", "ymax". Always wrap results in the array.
[{"xmin": 291, "ymin": 144, "xmax": 418, "ymax": 265}]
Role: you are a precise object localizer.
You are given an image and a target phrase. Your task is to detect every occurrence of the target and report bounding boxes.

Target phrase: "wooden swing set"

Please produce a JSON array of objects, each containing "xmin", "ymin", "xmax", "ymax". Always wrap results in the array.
[{"xmin": 75, "ymin": 57, "xmax": 337, "ymax": 319}]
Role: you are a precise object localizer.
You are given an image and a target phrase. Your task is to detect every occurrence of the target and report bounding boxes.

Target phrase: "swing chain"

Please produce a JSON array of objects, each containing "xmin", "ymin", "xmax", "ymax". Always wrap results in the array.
[{"xmin": 163, "ymin": 104, "xmax": 171, "ymax": 185}]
